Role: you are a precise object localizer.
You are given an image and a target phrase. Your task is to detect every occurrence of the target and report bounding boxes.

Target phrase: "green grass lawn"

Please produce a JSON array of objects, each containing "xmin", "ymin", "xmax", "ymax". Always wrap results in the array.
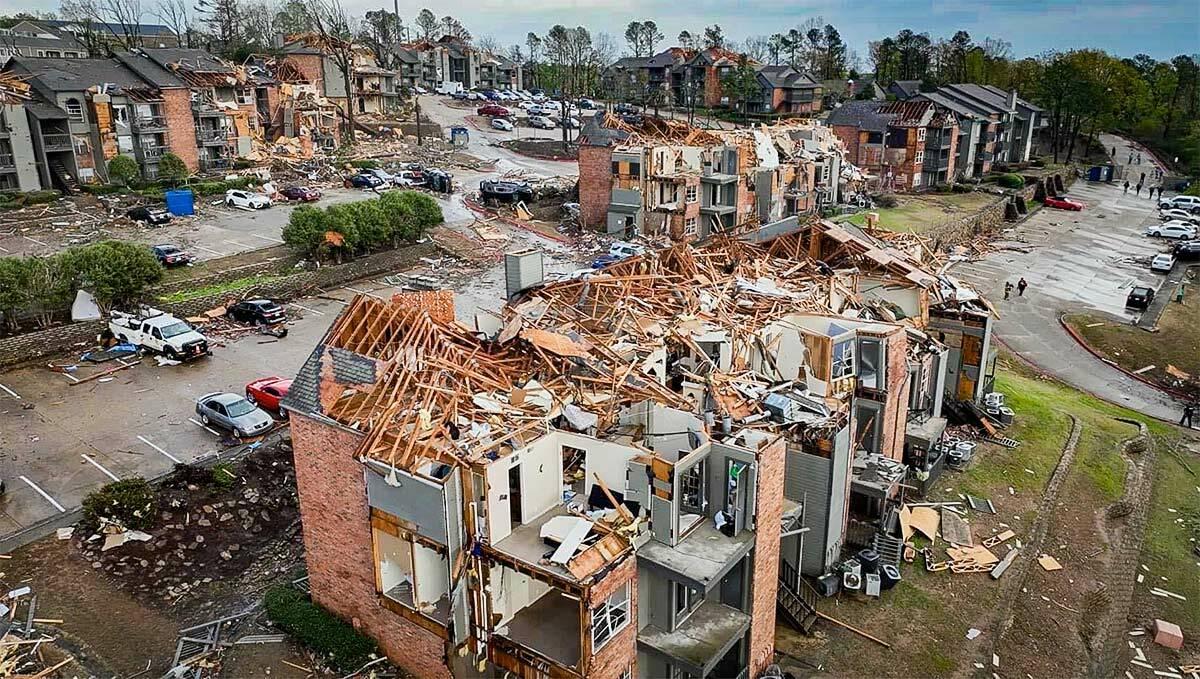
[{"xmin": 834, "ymin": 192, "xmax": 999, "ymax": 233}]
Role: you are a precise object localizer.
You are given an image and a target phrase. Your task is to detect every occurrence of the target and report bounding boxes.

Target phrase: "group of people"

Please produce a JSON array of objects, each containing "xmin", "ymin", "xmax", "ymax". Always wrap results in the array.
[
  {"xmin": 1114, "ymin": 145, "xmax": 1168, "ymax": 198},
  {"xmin": 1003, "ymin": 277, "xmax": 1029, "ymax": 300}
]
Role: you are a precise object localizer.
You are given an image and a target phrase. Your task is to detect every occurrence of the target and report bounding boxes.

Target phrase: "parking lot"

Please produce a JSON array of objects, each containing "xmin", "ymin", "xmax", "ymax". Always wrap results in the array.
[{"xmin": 0, "ymin": 210, "xmax": 583, "ymax": 541}]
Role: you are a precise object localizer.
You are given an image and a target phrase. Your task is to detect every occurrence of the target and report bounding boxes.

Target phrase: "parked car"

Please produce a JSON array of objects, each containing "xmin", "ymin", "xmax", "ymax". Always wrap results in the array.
[
  {"xmin": 195, "ymin": 392, "xmax": 274, "ymax": 438},
  {"xmin": 1043, "ymin": 195, "xmax": 1083, "ymax": 210},
  {"xmin": 1150, "ymin": 253, "xmax": 1176, "ymax": 273},
  {"xmin": 395, "ymin": 170, "xmax": 427, "ymax": 187},
  {"xmin": 528, "ymin": 115, "xmax": 555, "ymax": 129},
  {"xmin": 619, "ymin": 113, "xmax": 644, "ymax": 126},
  {"xmin": 110, "ymin": 307, "xmax": 208, "ymax": 360},
  {"xmin": 477, "ymin": 104, "xmax": 511, "ymax": 117},
  {"xmin": 1173, "ymin": 240, "xmax": 1200, "ymax": 260},
  {"xmin": 451, "ymin": 91, "xmax": 469, "ymax": 100},
  {"xmin": 518, "ymin": 100, "xmax": 540, "ymax": 111},
  {"xmin": 227, "ymin": 299, "xmax": 287, "ymax": 326},
  {"xmin": 614, "ymin": 102, "xmax": 639, "ymax": 114},
  {"xmin": 1159, "ymin": 195, "xmax": 1200, "ymax": 213},
  {"xmin": 150, "ymin": 244, "xmax": 195, "ymax": 267},
  {"xmin": 591, "ymin": 254, "xmax": 622, "ymax": 269},
  {"xmin": 347, "ymin": 172, "xmax": 385, "ymax": 189},
  {"xmin": 280, "ymin": 185, "xmax": 321, "ymax": 202},
  {"xmin": 245, "ymin": 376, "xmax": 292, "ymax": 412},
  {"xmin": 126, "ymin": 205, "xmax": 172, "ymax": 225},
  {"xmin": 578, "ymin": 98, "xmax": 597, "ymax": 109},
  {"xmin": 1159, "ymin": 208, "xmax": 1200, "ymax": 224},
  {"xmin": 609, "ymin": 241, "xmax": 647, "ymax": 259},
  {"xmin": 414, "ymin": 85, "xmax": 429, "ymax": 94},
  {"xmin": 225, "ymin": 189, "xmax": 272, "ymax": 209},
  {"xmin": 561, "ymin": 117, "xmax": 582, "ymax": 129},
  {"xmin": 491, "ymin": 117, "xmax": 515, "ymax": 131},
  {"xmin": 1145, "ymin": 221, "xmax": 1197, "ymax": 239},
  {"xmin": 361, "ymin": 168, "xmax": 400, "ymax": 186},
  {"xmin": 1125, "ymin": 286, "xmax": 1155, "ymax": 310}
]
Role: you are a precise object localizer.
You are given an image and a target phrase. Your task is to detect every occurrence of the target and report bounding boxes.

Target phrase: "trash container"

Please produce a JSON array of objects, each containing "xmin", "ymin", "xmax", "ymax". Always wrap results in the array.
[{"xmin": 164, "ymin": 189, "xmax": 195, "ymax": 216}]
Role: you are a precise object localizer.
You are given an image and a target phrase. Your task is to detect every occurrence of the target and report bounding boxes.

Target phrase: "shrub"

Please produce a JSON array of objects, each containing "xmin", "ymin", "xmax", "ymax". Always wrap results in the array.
[
  {"xmin": 1184, "ymin": 182, "xmax": 1200, "ymax": 197},
  {"xmin": 158, "ymin": 153, "xmax": 190, "ymax": 185},
  {"xmin": 872, "ymin": 193, "xmax": 899, "ymax": 208},
  {"xmin": 108, "ymin": 155, "xmax": 140, "ymax": 186},
  {"xmin": 82, "ymin": 477, "xmax": 157, "ymax": 530},
  {"xmin": 998, "ymin": 173, "xmax": 1025, "ymax": 189},
  {"xmin": 63, "ymin": 239, "xmax": 163, "ymax": 310},
  {"xmin": 211, "ymin": 463, "xmax": 237, "ymax": 488},
  {"xmin": 349, "ymin": 159, "xmax": 378, "ymax": 169},
  {"xmin": 233, "ymin": 158, "xmax": 257, "ymax": 169},
  {"xmin": 282, "ymin": 205, "xmax": 331, "ymax": 260},
  {"xmin": 381, "ymin": 191, "xmax": 443, "ymax": 238},
  {"xmin": 265, "ymin": 586, "xmax": 379, "ymax": 672}
]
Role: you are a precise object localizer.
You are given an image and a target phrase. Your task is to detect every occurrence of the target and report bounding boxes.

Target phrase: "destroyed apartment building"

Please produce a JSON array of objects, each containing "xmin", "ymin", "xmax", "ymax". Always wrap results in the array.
[
  {"xmin": 578, "ymin": 114, "xmax": 863, "ymax": 240},
  {"xmin": 280, "ymin": 214, "xmax": 995, "ymax": 678}
]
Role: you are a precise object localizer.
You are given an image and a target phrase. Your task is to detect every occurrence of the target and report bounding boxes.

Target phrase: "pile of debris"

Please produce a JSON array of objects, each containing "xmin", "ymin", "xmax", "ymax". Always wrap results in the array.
[
  {"xmin": 0, "ymin": 585, "xmax": 77, "ymax": 678},
  {"xmin": 76, "ymin": 437, "xmax": 300, "ymax": 605}
]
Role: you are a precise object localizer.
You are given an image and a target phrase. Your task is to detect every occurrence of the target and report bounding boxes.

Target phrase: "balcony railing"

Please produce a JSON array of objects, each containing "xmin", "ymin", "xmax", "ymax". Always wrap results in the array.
[
  {"xmin": 133, "ymin": 115, "xmax": 167, "ymax": 131},
  {"xmin": 42, "ymin": 133, "xmax": 72, "ymax": 151},
  {"xmin": 197, "ymin": 128, "xmax": 228, "ymax": 144},
  {"xmin": 199, "ymin": 156, "xmax": 231, "ymax": 171},
  {"xmin": 138, "ymin": 145, "xmax": 166, "ymax": 159},
  {"xmin": 0, "ymin": 153, "xmax": 14, "ymax": 169}
]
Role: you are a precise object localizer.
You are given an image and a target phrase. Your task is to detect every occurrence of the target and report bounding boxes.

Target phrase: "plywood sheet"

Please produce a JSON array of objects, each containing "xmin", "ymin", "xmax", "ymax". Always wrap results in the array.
[
  {"xmin": 940, "ymin": 507, "xmax": 972, "ymax": 546},
  {"xmin": 909, "ymin": 507, "xmax": 940, "ymax": 542},
  {"xmin": 1037, "ymin": 554, "xmax": 1063, "ymax": 571},
  {"xmin": 520, "ymin": 327, "xmax": 592, "ymax": 358}
]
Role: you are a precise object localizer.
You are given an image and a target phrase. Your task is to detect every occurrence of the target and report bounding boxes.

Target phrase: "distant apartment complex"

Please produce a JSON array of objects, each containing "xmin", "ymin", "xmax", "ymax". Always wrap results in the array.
[
  {"xmin": 578, "ymin": 114, "xmax": 854, "ymax": 238},
  {"xmin": 827, "ymin": 99, "xmax": 960, "ymax": 190},
  {"xmin": 911, "ymin": 84, "xmax": 1044, "ymax": 177}
]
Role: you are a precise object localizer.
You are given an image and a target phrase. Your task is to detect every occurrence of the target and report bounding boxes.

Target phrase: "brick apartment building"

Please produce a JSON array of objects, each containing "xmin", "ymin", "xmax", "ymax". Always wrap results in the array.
[
  {"xmin": 827, "ymin": 99, "xmax": 960, "ymax": 191},
  {"xmin": 911, "ymin": 84, "xmax": 1044, "ymax": 178},
  {"xmin": 281, "ymin": 214, "xmax": 995, "ymax": 678},
  {"xmin": 578, "ymin": 114, "xmax": 854, "ymax": 239}
]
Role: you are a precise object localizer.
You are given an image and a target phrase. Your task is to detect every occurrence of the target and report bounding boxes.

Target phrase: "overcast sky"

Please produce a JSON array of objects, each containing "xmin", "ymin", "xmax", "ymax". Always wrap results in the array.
[
  {"xmin": 383, "ymin": 0, "xmax": 1198, "ymax": 62},
  {"xmin": 3, "ymin": 0, "xmax": 1194, "ymax": 61}
]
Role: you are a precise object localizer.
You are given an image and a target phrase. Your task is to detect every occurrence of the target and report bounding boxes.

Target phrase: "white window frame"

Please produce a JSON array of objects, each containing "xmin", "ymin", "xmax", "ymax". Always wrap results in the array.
[
  {"xmin": 64, "ymin": 98, "xmax": 84, "ymax": 122},
  {"xmin": 685, "ymin": 184, "xmax": 697, "ymax": 203},
  {"xmin": 914, "ymin": 150, "xmax": 924, "ymax": 165},
  {"xmin": 684, "ymin": 217, "xmax": 698, "ymax": 236},
  {"xmin": 917, "ymin": 127, "xmax": 927, "ymax": 142},
  {"xmin": 235, "ymin": 88, "xmax": 253, "ymax": 105},
  {"xmin": 591, "ymin": 582, "xmax": 630, "ymax": 650},
  {"xmin": 912, "ymin": 173, "xmax": 922, "ymax": 188}
]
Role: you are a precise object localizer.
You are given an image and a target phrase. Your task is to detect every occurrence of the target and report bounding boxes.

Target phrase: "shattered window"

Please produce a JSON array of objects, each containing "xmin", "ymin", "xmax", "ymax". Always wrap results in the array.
[
  {"xmin": 832, "ymin": 340, "xmax": 854, "ymax": 379},
  {"xmin": 858, "ymin": 337, "xmax": 883, "ymax": 389},
  {"xmin": 591, "ymin": 583, "xmax": 630, "ymax": 649}
]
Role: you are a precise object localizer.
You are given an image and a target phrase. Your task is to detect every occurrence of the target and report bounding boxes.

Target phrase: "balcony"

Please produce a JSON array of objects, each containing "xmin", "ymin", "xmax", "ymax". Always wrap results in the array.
[
  {"xmin": 42, "ymin": 133, "xmax": 72, "ymax": 152},
  {"xmin": 0, "ymin": 153, "xmax": 14, "ymax": 171},
  {"xmin": 922, "ymin": 154, "xmax": 951, "ymax": 172},
  {"xmin": 192, "ymin": 101, "xmax": 225, "ymax": 117},
  {"xmin": 637, "ymin": 600, "xmax": 751, "ymax": 678},
  {"xmin": 199, "ymin": 156, "xmax": 231, "ymax": 172},
  {"xmin": 196, "ymin": 128, "xmax": 229, "ymax": 145},
  {"xmin": 133, "ymin": 115, "xmax": 167, "ymax": 132}
]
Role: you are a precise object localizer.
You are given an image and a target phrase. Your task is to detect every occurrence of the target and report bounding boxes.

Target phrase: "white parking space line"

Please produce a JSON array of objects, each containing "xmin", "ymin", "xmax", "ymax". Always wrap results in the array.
[
  {"xmin": 19, "ymin": 476, "xmax": 66, "ymax": 513},
  {"xmin": 195, "ymin": 245, "xmax": 226, "ymax": 257},
  {"xmin": 223, "ymin": 240, "xmax": 251, "ymax": 249},
  {"xmin": 0, "ymin": 244, "xmax": 9, "ymax": 252},
  {"xmin": 22, "ymin": 235, "xmax": 48, "ymax": 247},
  {"xmin": 81, "ymin": 454, "xmax": 120, "ymax": 481},
  {"xmin": 288, "ymin": 302, "xmax": 325, "ymax": 316},
  {"xmin": 0, "ymin": 383, "xmax": 22, "ymax": 399},
  {"xmin": 250, "ymin": 234, "xmax": 285, "ymax": 243},
  {"xmin": 188, "ymin": 418, "xmax": 222, "ymax": 437},
  {"xmin": 138, "ymin": 435, "xmax": 182, "ymax": 463}
]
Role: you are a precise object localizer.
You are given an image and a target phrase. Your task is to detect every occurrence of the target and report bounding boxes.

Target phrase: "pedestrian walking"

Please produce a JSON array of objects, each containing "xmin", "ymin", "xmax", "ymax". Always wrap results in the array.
[
  {"xmin": 1141, "ymin": 172, "xmax": 1146, "ymax": 183},
  {"xmin": 1128, "ymin": 153, "xmax": 1134, "ymax": 165},
  {"xmin": 1137, "ymin": 153, "xmax": 1143, "ymax": 164},
  {"xmin": 1181, "ymin": 403, "xmax": 1195, "ymax": 428},
  {"xmin": 1124, "ymin": 180, "xmax": 1130, "ymax": 193},
  {"xmin": 1004, "ymin": 282, "xmax": 1013, "ymax": 300},
  {"xmin": 1136, "ymin": 182, "xmax": 1143, "ymax": 196},
  {"xmin": 1112, "ymin": 146, "xmax": 1117, "ymax": 157},
  {"xmin": 1017, "ymin": 277, "xmax": 1028, "ymax": 296}
]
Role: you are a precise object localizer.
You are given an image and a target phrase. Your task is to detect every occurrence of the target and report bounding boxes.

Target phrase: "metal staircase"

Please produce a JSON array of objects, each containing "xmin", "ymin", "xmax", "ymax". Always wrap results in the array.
[
  {"xmin": 48, "ymin": 159, "xmax": 78, "ymax": 194},
  {"xmin": 777, "ymin": 559, "xmax": 819, "ymax": 633}
]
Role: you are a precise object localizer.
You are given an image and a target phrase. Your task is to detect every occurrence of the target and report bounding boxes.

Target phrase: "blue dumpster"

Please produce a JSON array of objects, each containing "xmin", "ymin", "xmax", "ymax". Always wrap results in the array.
[
  {"xmin": 450, "ymin": 126, "xmax": 469, "ymax": 147},
  {"xmin": 164, "ymin": 189, "xmax": 195, "ymax": 216}
]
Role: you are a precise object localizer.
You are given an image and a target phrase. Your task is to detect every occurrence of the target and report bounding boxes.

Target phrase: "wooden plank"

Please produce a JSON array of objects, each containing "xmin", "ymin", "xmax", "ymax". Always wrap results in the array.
[
  {"xmin": 549, "ymin": 518, "xmax": 592, "ymax": 565},
  {"xmin": 990, "ymin": 548, "xmax": 1020, "ymax": 579}
]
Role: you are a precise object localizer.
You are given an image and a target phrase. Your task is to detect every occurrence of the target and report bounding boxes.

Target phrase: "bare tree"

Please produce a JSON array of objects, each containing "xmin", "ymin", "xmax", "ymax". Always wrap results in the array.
[
  {"xmin": 104, "ymin": 0, "xmax": 144, "ymax": 50},
  {"xmin": 154, "ymin": 0, "xmax": 192, "ymax": 47},
  {"xmin": 61, "ymin": 0, "xmax": 145, "ymax": 52},
  {"xmin": 194, "ymin": 0, "xmax": 243, "ymax": 54},
  {"xmin": 414, "ymin": 8, "xmax": 437, "ymax": 41},
  {"xmin": 475, "ymin": 34, "xmax": 500, "ymax": 55},
  {"xmin": 742, "ymin": 35, "xmax": 770, "ymax": 63},
  {"xmin": 300, "ymin": 0, "xmax": 359, "ymax": 144},
  {"xmin": 240, "ymin": 1, "xmax": 279, "ymax": 50}
]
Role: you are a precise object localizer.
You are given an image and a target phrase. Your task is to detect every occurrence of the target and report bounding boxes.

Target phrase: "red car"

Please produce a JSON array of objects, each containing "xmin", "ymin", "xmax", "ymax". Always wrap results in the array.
[
  {"xmin": 280, "ymin": 185, "xmax": 321, "ymax": 202},
  {"xmin": 477, "ymin": 104, "xmax": 510, "ymax": 117},
  {"xmin": 1044, "ymin": 196, "xmax": 1083, "ymax": 211},
  {"xmin": 245, "ymin": 377, "xmax": 292, "ymax": 412}
]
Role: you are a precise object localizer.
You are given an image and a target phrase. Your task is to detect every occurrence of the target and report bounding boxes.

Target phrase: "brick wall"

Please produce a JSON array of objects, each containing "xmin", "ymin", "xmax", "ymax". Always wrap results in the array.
[
  {"xmin": 290, "ymin": 414, "xmax": 453, "ymax": 679},
  {"xmin": 584, "ymin": 554, "xmax": 637, "ymax": 679},
  {"xmin": 578, "ymin": 144, "xmax": 614, "ymax": 231},
  {"xmin": 748, "ymin": 435, "xmax": 785, "ymax": 676},
  {"xmin": 830, "ymin": 126, "xmax": 862, "ymax": 172},
  {"xmin": 284, "ymin": 54, "xmax": 326, "ymax": 91},
  {"xmin": 162, "ymin": 88, "xmax": 199, "ymax": 172}
]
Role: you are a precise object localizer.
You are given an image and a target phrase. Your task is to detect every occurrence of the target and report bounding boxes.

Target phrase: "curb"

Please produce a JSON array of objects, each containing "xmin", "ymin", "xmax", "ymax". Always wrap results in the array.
[{"xmin": 1056, "ymin": 313, "xmax": 1193, "ymax": 402}]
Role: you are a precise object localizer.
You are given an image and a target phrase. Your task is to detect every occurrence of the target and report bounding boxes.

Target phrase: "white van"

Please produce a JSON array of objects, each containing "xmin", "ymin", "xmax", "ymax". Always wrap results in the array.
[{"xmin": 609, "ymin": 241, "xmax": 646, "ymax": 259}]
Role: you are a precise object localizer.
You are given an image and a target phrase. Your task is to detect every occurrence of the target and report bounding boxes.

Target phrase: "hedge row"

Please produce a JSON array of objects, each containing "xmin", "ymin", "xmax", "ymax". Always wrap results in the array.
[
  {"xmin": 0, "ymin": 239, "xmax": 163, "ymax": 332},
  {"xmin": 265, "ymin": 586, "xmax": 380, "ymax": 672},
  {"xmin": 282, "ymin": 191, "xmax": 443, "ymax": 263}
]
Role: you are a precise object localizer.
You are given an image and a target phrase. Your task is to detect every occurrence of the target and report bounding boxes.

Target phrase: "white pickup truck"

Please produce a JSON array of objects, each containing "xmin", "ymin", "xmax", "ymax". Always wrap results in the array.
[{"xmin": 109, "ymin": 308, "xmax": 210, "ymax": 361}]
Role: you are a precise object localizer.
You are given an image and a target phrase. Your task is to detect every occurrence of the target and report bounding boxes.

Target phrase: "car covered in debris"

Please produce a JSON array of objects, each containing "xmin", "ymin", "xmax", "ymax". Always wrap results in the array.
[
  {"xmin": 195, "ymin": 392, "xmax": 274, "ymax": 438},
  {"xmin": 227, "ymin": 299, "xmax": 287, "ymax": 326},
  {"xmin": 280, "ymin": 185, "xmax": 321, "ymax": 202},
  {"xmin": 245, "ymin": 376, "xmax": 292, "ymax": 412},
  {"xmin": 150, "ymin": 244, "xmax": 195, "ymax": 267},
  {"xmin": 608, "ymin": 241, "xmax": 647, "ymax": 259},
  {"xmin": 346, "ymin": 171, "xmax": 385, "ymax": 189},
  {"xmin": 1043, "ymin": 195, "xmax": 1083, "ymax": 210},
  {"xmin": 394, "ymin": 170, "xmax": 428, "ymax": 187},
  {"xmin": 226, "ymin": 189, "xmax": 272, "ymax": 209},
  {"xmin": 109, "ymin": 307, "xmax": 209, "ymax": 361},
  {"xmin": 126, "ymin": 205, "xmax": 172, "ymax": 225},
  {"xmin": 1173, "ymin": 240, "xmax": 1200, "ymax": 260},
  {"xmin": 1125, "ymin": 286, "xmax": 1155, "ymax": 310},
  {"xmin": 479, "ymin": 179, "xmax": 533, "ymax": 204},
  {"xmin": 1146, "ymin": 221, "xmax": 1197, "ymax": 239}
]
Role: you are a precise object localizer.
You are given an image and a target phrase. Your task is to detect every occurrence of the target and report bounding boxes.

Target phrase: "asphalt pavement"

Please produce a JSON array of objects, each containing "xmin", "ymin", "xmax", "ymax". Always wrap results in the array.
[{"xmin": 952, "ymin": 160, "xmax": 1183, "ymax": 422}]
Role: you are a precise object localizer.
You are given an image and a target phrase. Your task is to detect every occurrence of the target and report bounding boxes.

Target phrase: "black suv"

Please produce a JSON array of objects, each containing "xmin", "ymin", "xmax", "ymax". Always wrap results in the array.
[
  {"xmin": 1173, "ymin": 241, "xmax": 1200, "ymax": 260},
  {"xmin": 1126, "ymin": 286, "xmax": 1155, "ymax": 310},
  {"xmin": 227, "ymin": 299, "xmax": 287, "ymax": 325}
]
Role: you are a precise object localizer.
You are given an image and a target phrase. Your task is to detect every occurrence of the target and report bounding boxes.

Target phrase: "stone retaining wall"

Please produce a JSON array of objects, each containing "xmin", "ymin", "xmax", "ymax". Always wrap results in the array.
[
  {"xmin": 0, "ymin": 242, "xmax": 437, "ymax": 368},
  {"xmin": 921, "ymin": 175, "xmax": 1071, "ymax": 251}
]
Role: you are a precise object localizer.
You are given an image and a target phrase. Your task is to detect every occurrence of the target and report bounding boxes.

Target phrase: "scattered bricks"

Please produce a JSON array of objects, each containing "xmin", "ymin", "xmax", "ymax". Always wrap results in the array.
[{"xmin": 1152, "ymin": 619, "xmax": 1184, "ymax": 650}]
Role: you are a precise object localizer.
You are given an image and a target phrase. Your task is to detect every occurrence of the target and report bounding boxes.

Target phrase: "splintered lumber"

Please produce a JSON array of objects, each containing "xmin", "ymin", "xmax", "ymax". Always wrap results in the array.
[
  {"xmin": 70, "ymin": 360, "xmax": 141, "ymax": 385},
  {"xmin": 815, "ymin": 611, "xmax": 892, "ymax": 648},
  {"xmin": 990, "ymin": 548, "xmax": 1020, "ymax": 579},
  {"xmin": 592, "ymin": 474, "xmax": 633, "ymax": 523}
]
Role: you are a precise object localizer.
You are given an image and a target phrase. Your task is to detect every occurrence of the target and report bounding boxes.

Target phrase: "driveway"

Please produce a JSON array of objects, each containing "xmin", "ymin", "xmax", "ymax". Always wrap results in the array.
[{"xmin": 951, "ymin": 172, "xmax": 1183, "ymax": 422}]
